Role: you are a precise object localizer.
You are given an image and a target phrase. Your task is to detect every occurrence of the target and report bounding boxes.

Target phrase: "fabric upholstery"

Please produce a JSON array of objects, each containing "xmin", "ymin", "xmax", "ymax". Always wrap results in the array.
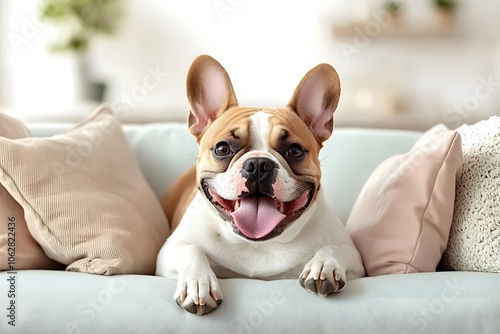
[
  {"xmin": 346, "ymin": 125, "xmax": 462, "ymax": 276},
  {"xmin": 0, "ymin": 106, "xmax": 170, "ymax": 275},
  {"xmin": 0, "ymin": 111, "xmax": 62, "ymax": 271},
  {"xmin": 442, "ymin": 116, "xmax": 500, "ymax": 272}
]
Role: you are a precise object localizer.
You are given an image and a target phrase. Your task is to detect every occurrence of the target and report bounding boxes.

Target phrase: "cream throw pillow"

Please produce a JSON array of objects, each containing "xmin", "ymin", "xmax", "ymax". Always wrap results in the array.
[
  {"xmin": 346, "ymin": 124, "xmax": 462, "ymax": 276},
  {"xmin": 442, "ymin": 116, "xmax": 500, "ymax": 272},
  {"xmin": 0, "ymin": 105, "xmax": 170, "ymax": 275},
  {"xmin": 0, "ymin": 112, "xmax": 62, "ymax": 271}
]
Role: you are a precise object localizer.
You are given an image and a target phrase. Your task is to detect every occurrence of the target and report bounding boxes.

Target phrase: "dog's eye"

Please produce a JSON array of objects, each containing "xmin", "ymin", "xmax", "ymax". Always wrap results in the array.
[
  {"xmin": 286, "ymin": 144, "xmax": 304, "ymax": 159},
  {"xmin": 213, "ymin": 142, "xmax": 233, "ymax": 157}
]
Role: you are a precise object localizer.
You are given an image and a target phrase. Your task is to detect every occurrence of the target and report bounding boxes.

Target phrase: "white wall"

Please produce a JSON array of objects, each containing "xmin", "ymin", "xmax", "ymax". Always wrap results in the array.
[
  {"xmin": 89, "ymin": 0, "xmax": 334, "ymax": 122},
  {"xmin": 0, "ymin": 0, "xmax": 333, "ymax": 122},
  {"xmin": 1, "ymin": 0, "xmax": 499, "ymax": 128},
  {"xmin": 1, "ymin": 0, "xmax": 86, "ymax": 116},
  {"xmin": 328, "ymin": 0, "xmax": 500, "ymax": 129}
]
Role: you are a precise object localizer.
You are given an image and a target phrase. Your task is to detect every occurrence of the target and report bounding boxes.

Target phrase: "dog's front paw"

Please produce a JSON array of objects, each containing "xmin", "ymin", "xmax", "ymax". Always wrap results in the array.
[
  {"xmin": 298, "ymin": 258, "xmax": 346, "ymax": 297},
  {"xmin": 174, "ymin": 269, "xmax": 223, "ymax": 316}
]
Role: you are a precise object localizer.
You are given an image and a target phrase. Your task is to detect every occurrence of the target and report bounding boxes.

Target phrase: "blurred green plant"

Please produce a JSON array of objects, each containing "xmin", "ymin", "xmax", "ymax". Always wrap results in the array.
[
  {"xmin": 434, "ymin": 0, "xmax": 458, "ymax": 11},
  {"xmin": 385, "ymin": 1, "xmax": 402, "ymax": 15},
  {"xmin": 39, "ymin": 0, "xmax": 122, "ymax": 53}
]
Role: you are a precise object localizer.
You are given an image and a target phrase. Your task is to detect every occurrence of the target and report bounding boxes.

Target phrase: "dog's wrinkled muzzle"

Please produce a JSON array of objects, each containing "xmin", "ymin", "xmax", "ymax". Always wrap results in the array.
[
  {"xmin": 204, "ymin": 156, "xmax": 312, "ymax": 240},
  {"xmin": 239, "ymin": 157, "xmax": 278, "ymax": 197}
]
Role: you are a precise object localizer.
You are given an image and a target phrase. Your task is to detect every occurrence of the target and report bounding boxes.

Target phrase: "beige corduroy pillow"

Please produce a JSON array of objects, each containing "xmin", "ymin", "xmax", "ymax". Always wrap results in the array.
[
  {"xmin": 346, "ymin": 124, "xmax": 462, "ymax": 276},
  {"xmin": 0, "ymin": 111, "xmax": 62, "ymax": 271},
  {"xmin": 0, "ymin": 105, "xmax": 170, "ymax": 275}
]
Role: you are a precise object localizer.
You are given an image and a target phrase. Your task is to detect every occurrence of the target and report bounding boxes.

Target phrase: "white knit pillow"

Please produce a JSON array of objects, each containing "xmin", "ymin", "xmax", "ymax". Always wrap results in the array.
[{"xmin": 442, "ymin": 116, "xmax": 500, "ymax": 272}]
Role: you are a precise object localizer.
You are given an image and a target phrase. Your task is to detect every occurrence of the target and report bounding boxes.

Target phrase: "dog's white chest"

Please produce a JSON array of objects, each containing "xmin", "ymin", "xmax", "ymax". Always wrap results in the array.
[
  {"xmin": 175, "ymin": 192, "xmax": 314, "ymax": 278},
  {"xmin": 207, "ymin": 236, "xmax": 310, "ymax": 279}
]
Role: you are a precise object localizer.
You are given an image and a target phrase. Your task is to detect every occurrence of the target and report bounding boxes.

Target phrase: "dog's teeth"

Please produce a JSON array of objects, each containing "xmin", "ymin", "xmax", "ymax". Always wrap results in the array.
[
  {"xmin": 278, "ymin": 202, "xmax": 285, "ymax": 214},
  {"xmin": 234, "ymin": 200, "xmax": 240, "ymax": 210}
]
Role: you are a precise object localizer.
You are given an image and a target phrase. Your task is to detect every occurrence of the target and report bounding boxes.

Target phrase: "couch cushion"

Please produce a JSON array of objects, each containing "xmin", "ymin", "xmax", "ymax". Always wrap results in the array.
[
  {"xmin": 0, "ymin": 270, "xmax": 498, "ymax": 333},
  {"xmin": 346, "ymin": 124, "xmax": 462, "ymax": 276},
  {"xmin": 320, "ymin": 128, "xmax": 421, "ymax": 223},
  {"xmin": 0, "ymin": 111, "xmax": 62, "ymax": 271},
  {"xmin": 27, "ymin": 125, "xmax": 422, "ymax": 224},
  {"xmin": 442, "ymin": 116, "xmax": 500, "ymax": 272},
  {"xmin": 27, "ymin": 122, "xmax": 199, "ymax": 202},
  {"xmin": 0, "ymin": 105, "xmax": 170, "ymax": 275},
  {"xmin": 0, "ymin": 112, "xmax": 31, "ymax": 138}
]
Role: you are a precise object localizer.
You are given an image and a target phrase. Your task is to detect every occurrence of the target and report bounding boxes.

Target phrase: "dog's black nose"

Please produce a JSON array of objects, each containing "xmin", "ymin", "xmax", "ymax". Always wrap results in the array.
[
  {"xmin": 242, "ymin": 157, "xmax": 275, "ymax": 175},
  {"xmin": 241, "ymin": 157, "xmax": 278, "ymax": 196}
]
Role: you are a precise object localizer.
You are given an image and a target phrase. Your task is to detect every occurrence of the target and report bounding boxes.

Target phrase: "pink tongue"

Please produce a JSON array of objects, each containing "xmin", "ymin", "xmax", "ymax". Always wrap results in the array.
[{"xmin": 231, "ymin": 197, "xmax": 286, "ymax": 239}]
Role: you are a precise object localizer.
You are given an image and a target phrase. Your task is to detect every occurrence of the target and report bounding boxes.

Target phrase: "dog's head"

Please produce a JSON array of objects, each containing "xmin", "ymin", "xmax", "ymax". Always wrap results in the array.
[{"xmin": 186, "ymin": 55, "xmax": 340, "ymax": 241}]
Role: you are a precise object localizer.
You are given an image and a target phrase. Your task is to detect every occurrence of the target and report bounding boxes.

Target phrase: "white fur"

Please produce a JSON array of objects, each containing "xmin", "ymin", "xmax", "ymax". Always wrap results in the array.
[
  {"xmin": 155, "ymin": 113, "xmax": 365, "ymax": 314},
  {"xmin": 156, "ymin": 188, "xmax": 365, "ymax": 313},
  {"xmin": 204, "ymin": 112, "xmax": 301, "ymax": 202},
  {"xmin": 205, "ymin": 150, "xmax": 300, "ymax": 201},
  {"xmin": 157, "ymin": 189, "xmax": 363, "ymax": 279},
  {"xmin": 249, "ymin": 111, "xmax": 271, "ymax": 151}
]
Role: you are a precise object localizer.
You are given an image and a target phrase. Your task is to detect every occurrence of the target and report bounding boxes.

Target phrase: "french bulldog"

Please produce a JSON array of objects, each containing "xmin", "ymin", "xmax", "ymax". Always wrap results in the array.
[{"xmin": 156, "ymin": 55, "xmax": 365, "ymax": 315}]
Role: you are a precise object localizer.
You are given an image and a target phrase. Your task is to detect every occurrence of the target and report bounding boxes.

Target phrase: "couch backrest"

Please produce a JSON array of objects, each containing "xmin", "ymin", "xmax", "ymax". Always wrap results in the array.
[
  {"xmin": 28, "ymin": 123, "xmax": 421, "ymax": 224},
  {"xmin": 320, "ymin": 128, "xmax": 421, "ymax": 223}
]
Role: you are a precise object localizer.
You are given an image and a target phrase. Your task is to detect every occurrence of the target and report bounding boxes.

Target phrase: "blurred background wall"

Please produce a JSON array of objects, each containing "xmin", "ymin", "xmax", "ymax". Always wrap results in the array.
[{"xmin": 0, "ymin": 0, "xmax": 499, "ymax": 130}]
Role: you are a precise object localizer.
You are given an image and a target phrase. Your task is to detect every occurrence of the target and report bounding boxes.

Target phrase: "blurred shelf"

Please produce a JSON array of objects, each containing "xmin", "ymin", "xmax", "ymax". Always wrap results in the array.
[
  {"xmin": 333, "ymin": 12, "xmax": 456, "ymax": 39},
  {"xmin": 334, "ymin": 112, "xmax": 493, "ymax": 132},
  {"xmin": 10, "ymin": 102, "xmax": 494, "ymax": 132},
  {"xmin": 9, "ymin": 101, "xmax": 187, "ymax": 125}
]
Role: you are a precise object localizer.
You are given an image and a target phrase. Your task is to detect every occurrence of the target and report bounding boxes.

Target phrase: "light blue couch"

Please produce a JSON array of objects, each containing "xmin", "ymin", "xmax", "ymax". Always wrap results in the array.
[{"xmin": 1, "ymin": 122, "xmax": 498, "ymax": 333}]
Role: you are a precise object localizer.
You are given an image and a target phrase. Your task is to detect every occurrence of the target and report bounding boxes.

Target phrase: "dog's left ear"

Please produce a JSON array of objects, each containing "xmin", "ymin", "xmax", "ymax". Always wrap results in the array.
[{"xmin": 287, "ymin": 64, "xmax": 340, "ymax": 142}]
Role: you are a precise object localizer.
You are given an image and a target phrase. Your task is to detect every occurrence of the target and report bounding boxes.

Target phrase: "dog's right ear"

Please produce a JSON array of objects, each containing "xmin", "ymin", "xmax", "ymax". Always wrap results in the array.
[{"xmin": 186, "ymin": 55, "xmax": 238, "ymax": 138}]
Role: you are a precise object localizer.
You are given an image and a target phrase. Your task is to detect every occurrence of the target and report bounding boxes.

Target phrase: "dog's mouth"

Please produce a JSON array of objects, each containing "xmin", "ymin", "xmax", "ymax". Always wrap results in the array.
[{"xmin": 202, "ymin": 183, "xmax": 313, "ymax": 241}]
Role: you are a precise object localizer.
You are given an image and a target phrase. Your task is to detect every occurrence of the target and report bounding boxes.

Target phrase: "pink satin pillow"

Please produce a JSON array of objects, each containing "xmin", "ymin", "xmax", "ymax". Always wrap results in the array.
[{"xmin": 346, "ymin": 125, "xmax": 462, "ymax": 276}]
